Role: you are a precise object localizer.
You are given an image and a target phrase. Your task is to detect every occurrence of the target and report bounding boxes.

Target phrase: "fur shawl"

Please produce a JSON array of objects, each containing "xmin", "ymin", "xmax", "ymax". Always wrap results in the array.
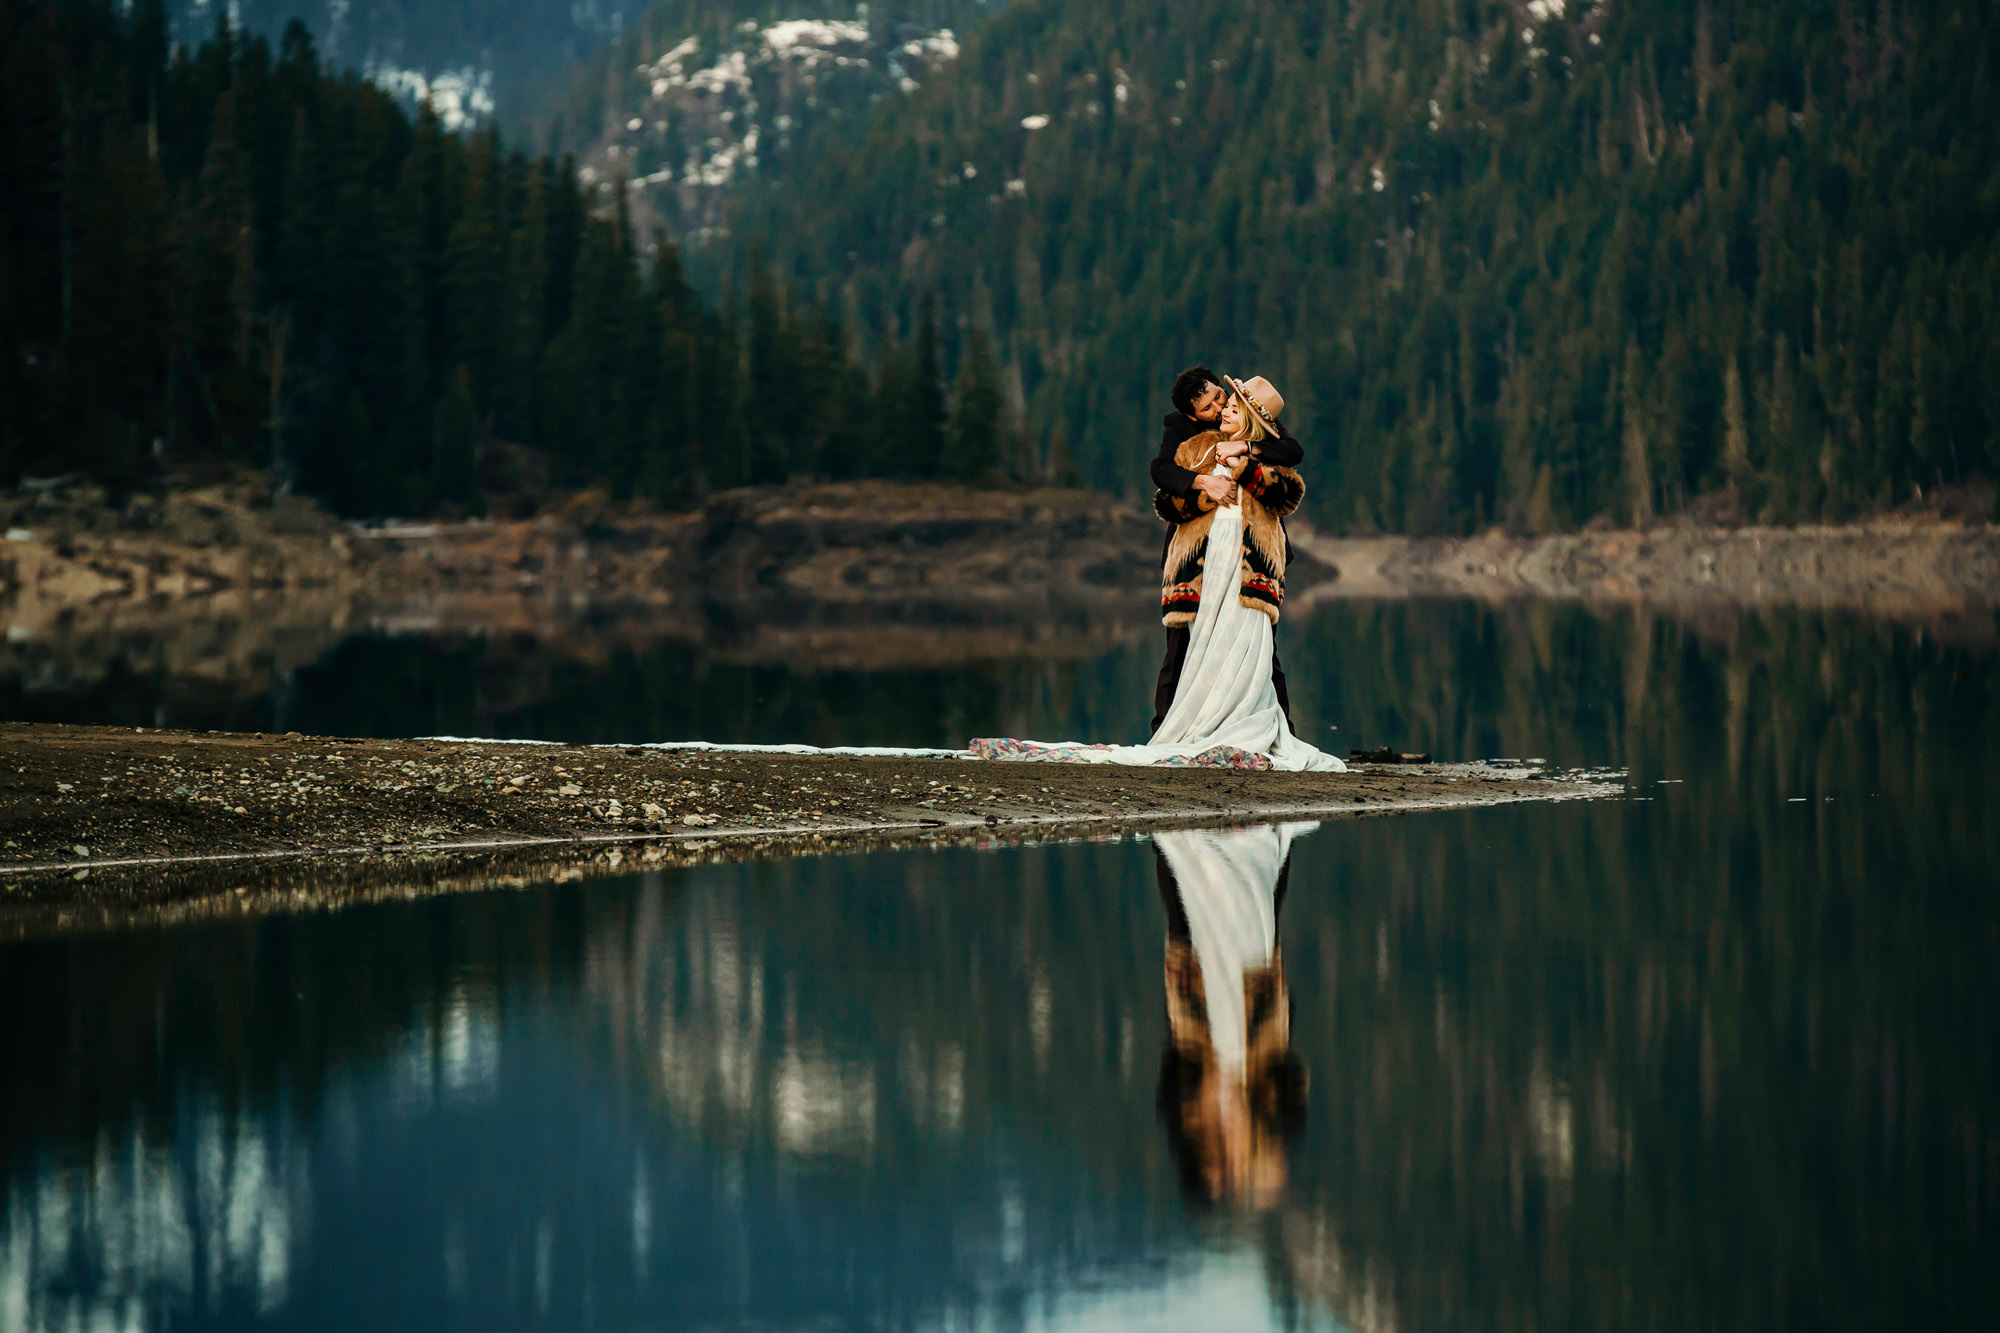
[{"xmin": 1152, "ymin": 431, "xmax": 1305, "ymax": 627}]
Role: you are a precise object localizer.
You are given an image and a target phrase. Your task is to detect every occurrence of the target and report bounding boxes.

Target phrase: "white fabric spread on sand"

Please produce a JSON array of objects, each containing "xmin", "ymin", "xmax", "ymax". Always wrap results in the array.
[
  {"xmin": 1157, "ymin": 822, "xmax": 1314, "ymax": 1075},
  {"xmin": 979, "ymin": 465, "xmax": 1345, "ymax": 771}
]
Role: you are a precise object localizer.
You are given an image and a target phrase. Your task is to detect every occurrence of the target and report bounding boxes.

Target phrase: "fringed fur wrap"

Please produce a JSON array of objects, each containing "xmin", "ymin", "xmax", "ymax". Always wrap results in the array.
[
  {"xmin": 1152, "ymin": 430, "xmax": 1305, "ymax": 627},
  {"xmin": 1164, "ymin": 939, "xmax": 1292, "ymax": 1073}
]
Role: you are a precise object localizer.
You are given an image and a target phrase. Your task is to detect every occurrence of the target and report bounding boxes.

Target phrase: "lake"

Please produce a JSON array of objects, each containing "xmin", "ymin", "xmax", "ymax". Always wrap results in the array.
[{"xmin": 2, "ymin": 598, "xmax": 1995, "ymax": 1330}]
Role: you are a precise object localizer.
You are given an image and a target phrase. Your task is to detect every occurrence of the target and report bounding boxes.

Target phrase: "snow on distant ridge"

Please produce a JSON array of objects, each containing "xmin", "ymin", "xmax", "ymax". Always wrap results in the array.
[
  {"xmin": 764, "ymin": 18, "xmax": 871, "ymax": 55},
  {"xmin": 686, "ymin": 49, "xmax": 752, "ymax": 95},
  {"xmin": 900, "ymin": 31, "xmax": 960, "ymax": 62},
  {"xmin": 370, "ymin": 64, "xmax": 495, "ymax": 130},
  {"xmin": 608, "ymin": 15, "xmax": 962, "ymax": 196}
]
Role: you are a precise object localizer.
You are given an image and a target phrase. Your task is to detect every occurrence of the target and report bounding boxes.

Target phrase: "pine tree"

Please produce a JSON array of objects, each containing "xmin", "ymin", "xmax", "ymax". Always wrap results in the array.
[
  {"xmin": 899, "ymin": 292, "xmax": 949, "ymax": 478},
  {"xmin": 949, "ymin": 326, "xmax": 1004, "ymax": 481},
  {"xmin": 746, "ymin": 256, "xmax": 807, "ymax": 474},
  {"xmin": 431, "ymin": 364, "xmax": 481, "ymax": 514},
  {"xmin": 1620, "ymin": 339, "xmax": 1655, "ymax": 526}
]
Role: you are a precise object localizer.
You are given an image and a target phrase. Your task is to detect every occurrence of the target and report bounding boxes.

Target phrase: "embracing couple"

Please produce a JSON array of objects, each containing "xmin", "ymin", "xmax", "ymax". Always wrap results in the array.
[{"xmin": 971, "ymin": 367, "xmax": 1343, "ymax": 772}]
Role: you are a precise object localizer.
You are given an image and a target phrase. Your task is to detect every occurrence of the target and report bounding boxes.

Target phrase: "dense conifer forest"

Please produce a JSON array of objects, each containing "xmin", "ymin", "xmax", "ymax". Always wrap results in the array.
[
  {"xmin": 0, "ymin": 0, "xmax": 996, "ymax": 515},
  {"xmin": 5, "ymin": 0, "xmax": 1997, "ymax": 528},
  {"xmin": 723, "ymin": 0, "xmax": 2000, "ymax": 529}
]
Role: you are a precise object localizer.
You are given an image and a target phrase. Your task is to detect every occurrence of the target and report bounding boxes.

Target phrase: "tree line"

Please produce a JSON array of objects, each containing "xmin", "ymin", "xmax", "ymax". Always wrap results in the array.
[
  {"xmin": 11, "ymin": 0, "xmax": 1996, "ymax": 529},
  {"xmin": 722, "ymin": 0, "xmax": 2000, "ymax": 529},
  {"xmin": 0, "ymin": 0, "xmax": 1018, "ymax": 517}
]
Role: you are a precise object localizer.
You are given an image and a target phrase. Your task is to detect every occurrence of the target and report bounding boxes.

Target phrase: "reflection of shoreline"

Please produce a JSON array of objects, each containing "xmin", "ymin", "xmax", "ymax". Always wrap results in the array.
[
  {"xmin": 1291, "ymin": 520, "xmax": 2000, "ymax": 617},
  {"xmin": 0, "ymin": 479, "xmax": 1166, "ymax": 625},
  {"xmin": 1, "ymin": 479, "xmax": 1173, "ymax": 710},
  {"xmin": 0, "ymin": 597, "xmax": 1159, "ymax": 710}
]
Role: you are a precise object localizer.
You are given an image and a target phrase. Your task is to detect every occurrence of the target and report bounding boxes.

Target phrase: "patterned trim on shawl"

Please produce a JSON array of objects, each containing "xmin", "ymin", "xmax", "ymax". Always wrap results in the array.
[
  {"xmin": 1241, "ymin": 463, "xmax": 1304, "ymax": 518},
  {"xmin": 968, "ymin": 738, "xmax": 1274, "ymax": 770}
]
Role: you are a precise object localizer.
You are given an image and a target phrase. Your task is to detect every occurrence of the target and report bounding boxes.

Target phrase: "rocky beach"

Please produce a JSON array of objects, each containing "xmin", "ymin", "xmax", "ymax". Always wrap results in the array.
[{"xmin": 0, "ymin": 722, "xmax": 1619, "ymax": 933}]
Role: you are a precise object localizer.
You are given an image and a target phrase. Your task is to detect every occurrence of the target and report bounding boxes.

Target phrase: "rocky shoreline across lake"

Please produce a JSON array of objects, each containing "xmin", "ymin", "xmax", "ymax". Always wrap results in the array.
[
  {"xmin": 0, "ymin": 723, "xmax": 1622, "ymax": 930},
  {"xmin": 5, "ymin": 477, "xmax": 1996, "ymax": 635}
]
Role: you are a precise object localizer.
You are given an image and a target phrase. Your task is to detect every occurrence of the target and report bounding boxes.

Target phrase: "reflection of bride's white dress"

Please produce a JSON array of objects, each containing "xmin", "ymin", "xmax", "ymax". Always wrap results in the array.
[
  {"xmin": 1158, "ymin": 823, "xmax": 1309, "ymax": 1075},
  {"xmin": 974, "ymin": 462, "xmax": 1344, "ymax": 771}
]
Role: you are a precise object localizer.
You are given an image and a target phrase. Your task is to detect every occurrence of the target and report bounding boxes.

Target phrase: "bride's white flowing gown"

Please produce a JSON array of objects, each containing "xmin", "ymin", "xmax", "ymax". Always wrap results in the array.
[{"xmin": 982, "ymin": 460, "xmax": 1345, "ymax": 771}]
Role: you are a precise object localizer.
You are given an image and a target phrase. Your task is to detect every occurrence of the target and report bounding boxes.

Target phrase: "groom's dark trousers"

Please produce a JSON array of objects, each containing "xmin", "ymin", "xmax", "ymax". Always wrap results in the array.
[{"xmin": 1148, "ymin": 409, "xmax": 1303, "ymax": 738}]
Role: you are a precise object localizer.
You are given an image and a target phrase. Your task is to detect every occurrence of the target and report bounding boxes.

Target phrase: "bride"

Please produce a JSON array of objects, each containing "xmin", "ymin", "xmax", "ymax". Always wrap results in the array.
[{"xmin": 972, "ymin": 376, "xmax": 1344, "ymax": 772}]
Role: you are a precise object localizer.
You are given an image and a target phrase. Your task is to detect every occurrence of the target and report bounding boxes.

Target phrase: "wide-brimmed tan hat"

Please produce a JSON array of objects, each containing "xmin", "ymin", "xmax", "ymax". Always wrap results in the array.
[{"xmin": 1226, "ymin": 375, "xmax": 1284, "ymax": 427}]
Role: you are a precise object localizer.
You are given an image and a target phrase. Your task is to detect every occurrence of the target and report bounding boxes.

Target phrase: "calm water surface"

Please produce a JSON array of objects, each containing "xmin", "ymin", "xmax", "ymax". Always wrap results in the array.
[{"xmin": 3, "ymin": 601, "xmax": 1996, "ymax": 1330}]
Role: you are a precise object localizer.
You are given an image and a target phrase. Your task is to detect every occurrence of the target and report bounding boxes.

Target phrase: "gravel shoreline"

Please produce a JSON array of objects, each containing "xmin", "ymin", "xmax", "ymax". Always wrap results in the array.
[{"xmin": 1, "ymin": 723, "xmax": 1620, "ymax": 926}]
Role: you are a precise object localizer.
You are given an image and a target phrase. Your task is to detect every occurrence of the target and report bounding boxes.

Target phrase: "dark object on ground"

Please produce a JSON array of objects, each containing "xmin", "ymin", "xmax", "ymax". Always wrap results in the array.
[{"xmin": 1350, "ymin": 747, "xmax": 1432, "ymax": 764}]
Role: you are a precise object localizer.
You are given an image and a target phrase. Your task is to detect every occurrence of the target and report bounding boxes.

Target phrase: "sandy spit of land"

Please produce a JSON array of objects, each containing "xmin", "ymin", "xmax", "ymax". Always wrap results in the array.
[{"xmin": 0, "ymin": 723, "xmax": 1621, "ymax": 932}]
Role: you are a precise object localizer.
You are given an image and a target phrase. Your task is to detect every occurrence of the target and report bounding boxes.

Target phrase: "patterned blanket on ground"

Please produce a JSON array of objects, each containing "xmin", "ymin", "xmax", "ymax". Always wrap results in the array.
[{"xmin": 967, "ymin": 738, "xmax": 1274, "ymax": 771}]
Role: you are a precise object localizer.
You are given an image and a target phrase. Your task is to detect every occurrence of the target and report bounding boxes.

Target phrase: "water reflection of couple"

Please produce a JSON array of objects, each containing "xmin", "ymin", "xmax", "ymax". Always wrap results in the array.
[
  {"xmin": 972, "ymin": 369, "xmax": 1344, "ymax": 771},
  {"xmin": 1154, "ymin": 822, "xmax": 1314, "ymax": 1207}
]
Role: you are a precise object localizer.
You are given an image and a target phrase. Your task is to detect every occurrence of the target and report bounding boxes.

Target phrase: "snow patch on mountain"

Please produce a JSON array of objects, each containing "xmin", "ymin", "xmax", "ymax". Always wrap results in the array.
[
  {"xmin": 370, "ymin": 64, "xmax": 495, "ymax": 130},
  {"xmin": 765, "ymin": 19, "xmax": 870, "ymax": 57},
  {"xmin": 584, "ymin": 14, "xmax": 963, "ymax": 231}
]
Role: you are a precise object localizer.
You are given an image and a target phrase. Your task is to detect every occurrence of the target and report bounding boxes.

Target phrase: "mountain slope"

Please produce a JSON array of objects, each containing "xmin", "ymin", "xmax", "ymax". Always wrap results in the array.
[
  {"xmin": 543, "ymin": 6, "xmax": 983, "ymax": 237},
  {"xmin": 712, "ymin": 0, "xmax": 2000, "ymax": 530},
  {"xmin": 162, "ymin": 0, "xmax": 631, "ymax": 125}
]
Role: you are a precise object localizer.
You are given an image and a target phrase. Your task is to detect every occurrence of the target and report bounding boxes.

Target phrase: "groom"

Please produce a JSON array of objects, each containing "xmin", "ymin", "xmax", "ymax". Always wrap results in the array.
[{"xmin": 1149, "ymin": 365, "xmax": 1302, "ymax": 736}]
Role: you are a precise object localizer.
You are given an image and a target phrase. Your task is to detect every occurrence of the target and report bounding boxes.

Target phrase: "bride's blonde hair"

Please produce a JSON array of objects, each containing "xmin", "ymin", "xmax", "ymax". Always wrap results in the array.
[{"xmin": 1224, "ymin": 387, "xmax": 1269, "ymax": 445}]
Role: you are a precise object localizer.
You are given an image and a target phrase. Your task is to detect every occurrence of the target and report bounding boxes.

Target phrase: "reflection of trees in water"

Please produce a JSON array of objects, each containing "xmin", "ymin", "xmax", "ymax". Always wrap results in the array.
[
  {"xmin": 0, "ymin": 610, "xmax": 1159, "ymax": 746},
  {"xmin": 579, "ymin": 845, "xmax": 1183, "ymax": 1196},
  {"xmin": 0, "ymin": 888, "xmax": 583, "ymax": 1163},
  {"xmin": 1257, "ymin": 708, "xmax": 1997, "ymax": 1331},
  {"xmin": 1, "ymin": 1099, "xmax": 311, "ymax": 1328},
  {"xmin": 1289, "ymin": 599, "xmax": 1995, "ymax": 788},
  {"xmin": 1, "ymin": 600, "xmax": 1992, "ymax": 1328},
  {"xmin": 0, "ymin": 849, "xmax": 1216, "ymax": 1328},
  {"xmin": 570, "ymin": 848, "xmax": 1246, "ymax": 1325},
  {"xmin": 0, "ymin": 888, "xmax": 581, "ymax": 1329},
  {"xmin": 7, "ymin": 598, "xmax": 1990, "ymax": 758}
]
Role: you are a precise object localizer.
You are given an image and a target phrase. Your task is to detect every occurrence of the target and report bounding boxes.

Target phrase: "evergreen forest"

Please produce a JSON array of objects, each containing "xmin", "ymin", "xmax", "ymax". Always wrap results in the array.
[
  {"xmin": 720, "ymin": 0, "xmax": 2000, "ymax": 529},
  {"xmin": 4, "ymin": 0, "xmax": 1998, "ymax": 529},
  {"xmin": 0, "ymin": 0, "xmax": 999, "ymax": 515}
]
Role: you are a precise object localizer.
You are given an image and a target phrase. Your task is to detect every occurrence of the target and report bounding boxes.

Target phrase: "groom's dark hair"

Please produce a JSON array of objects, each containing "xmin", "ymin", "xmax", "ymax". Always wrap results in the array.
[{"xmin": 1171, "ymin": 365, "xmax": 1220, "ymax": 418}]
